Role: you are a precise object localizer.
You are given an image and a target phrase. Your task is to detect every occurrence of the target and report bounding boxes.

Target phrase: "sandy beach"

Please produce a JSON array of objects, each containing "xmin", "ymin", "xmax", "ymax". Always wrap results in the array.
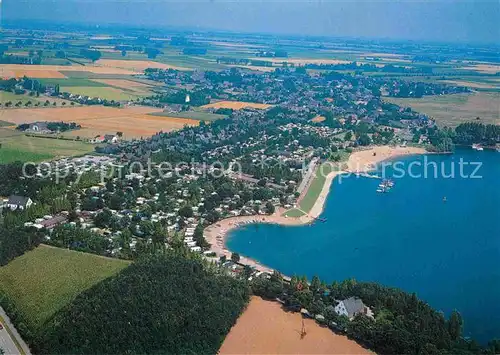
[
  {"xmin": 345, "ymin": 145, "xmax": 427, "ymax": 173},
  {"xmin": 205, "ymin": 145, "xmax": 426, "ymax": 272},
  {"xmin": 219, "ymin": 296, "xmax": 372, "ymax": 354}
]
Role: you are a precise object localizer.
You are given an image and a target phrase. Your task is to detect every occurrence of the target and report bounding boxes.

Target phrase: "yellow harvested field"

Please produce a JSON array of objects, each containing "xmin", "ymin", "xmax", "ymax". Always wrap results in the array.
[
  {"xmin": 94, "ymin": 59, "xmax": 189, "ymax": 72},
  {"xmin": 0, "ymin": 106, "xmax": 198, "ymax": 139},
  {"xmin": 443, "ymin": 80, "xmax": 499, "ymax": 89},
  {"xmin": 311, "ymin": 115, "xmax": 326, "ymax": 123},
  {"xmin": 63, "ymin": 114, "xmax": 198, "ymax": 139},
  {"xmin": 202, "ymin": 100, "xmax": 272, "ymax": 110},
  {"xmin": 220, "ymin": 297, "xmax": 371, "ymax": 355},
  {"xmin": 458, "ymin": 64, "xmax": 500, "ymax": 74},
  {"xmin": 0, "ymin": 66, "xmax": 67, "ymax": 79}
]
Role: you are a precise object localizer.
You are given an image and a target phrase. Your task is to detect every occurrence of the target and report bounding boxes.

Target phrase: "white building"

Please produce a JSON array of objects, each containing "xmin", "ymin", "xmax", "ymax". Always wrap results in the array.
[{"xmin": 334, "ymin": 297, "xmax": 369, "ymax": 320}]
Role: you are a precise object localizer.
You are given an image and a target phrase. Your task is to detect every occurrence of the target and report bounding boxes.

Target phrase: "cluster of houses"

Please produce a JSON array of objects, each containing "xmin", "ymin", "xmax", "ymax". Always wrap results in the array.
[{"xmin": 141, "ymin": 66, "xmax": 439, "ymax": 133}]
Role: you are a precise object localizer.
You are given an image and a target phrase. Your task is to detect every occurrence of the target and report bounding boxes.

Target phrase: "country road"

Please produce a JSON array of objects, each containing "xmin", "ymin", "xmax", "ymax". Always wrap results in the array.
[{"xmin": 0, "ymin": 307, "xmax": 31, "ymax": 355}]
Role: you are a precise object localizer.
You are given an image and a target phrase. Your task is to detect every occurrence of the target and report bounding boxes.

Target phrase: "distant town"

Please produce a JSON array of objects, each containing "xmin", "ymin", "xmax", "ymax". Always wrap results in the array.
[{"xmin": 0, "ymin": 20, "xmax": 499, "ymax": 355}]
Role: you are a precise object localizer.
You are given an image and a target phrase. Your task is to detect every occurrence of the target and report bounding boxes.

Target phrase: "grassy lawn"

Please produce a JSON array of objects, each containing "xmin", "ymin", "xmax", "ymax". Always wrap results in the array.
[
  {"xmin": 0, "ymin": 245, "xmax": 130, "ymax": 331},
  {"xmin": 298, "ymin": 162, "xmax": 335, "ymax": 213},
  {"xmin": 149, "ymin": 110, "xmax": 228, "ymax": 121},
  {"xmin": 0, "ymin": 91, "xmax": 38, "ymax": 105},
  {"xmin": 0, "ymin": 134, "xmax": 94, "ymax": 163},
  {"xmin": 0, "ymin": 91, "xmax": 74, "ymax": 107},
  {"xmin": 0, "ymin": 147, "xmax": 53, "ymax": 163},
  {"xmin": 283, "ymin": 208, "xmax": 306, "ymax": 218},
  {"xmin": 385, "ymin": 92, "xmax": 500, "ymax": 127},
  {"xmin": 60, "ymin": 86, "xmax": 141, "ymax": 101},
  {"xmin": 0, "ymin": 120, "xmax": 15, "ymax": 127}
]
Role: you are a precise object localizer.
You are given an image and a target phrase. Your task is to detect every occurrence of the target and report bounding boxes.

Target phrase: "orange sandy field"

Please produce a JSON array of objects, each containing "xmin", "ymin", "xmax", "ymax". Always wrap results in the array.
[
  {"xmin": 311, "ymin": 115, "xmax": 326, "ymax": 122},
  {"xmin": 202, "ymin": 100, "xmax": 272, "ymax": 110},
  {"xmin": 0, "ymin": 106, "xmax": 199, "ymax": 139},
  {"xmin": 219, "ymin": 297, "xmax": 372, "ymax": 355}
]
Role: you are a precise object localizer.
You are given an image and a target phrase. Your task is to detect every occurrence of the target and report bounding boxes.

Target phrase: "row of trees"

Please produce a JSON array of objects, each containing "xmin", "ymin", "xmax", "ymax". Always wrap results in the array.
[{"xmin": 17, "ymin": 122, "xmax": 81, "ymax": 132}]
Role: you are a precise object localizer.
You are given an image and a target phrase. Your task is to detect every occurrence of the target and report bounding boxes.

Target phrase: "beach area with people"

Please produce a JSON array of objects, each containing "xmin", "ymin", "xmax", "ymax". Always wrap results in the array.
[{"xmin": 205, "ymin": 145, "xmax": 427, "ymax": 272}]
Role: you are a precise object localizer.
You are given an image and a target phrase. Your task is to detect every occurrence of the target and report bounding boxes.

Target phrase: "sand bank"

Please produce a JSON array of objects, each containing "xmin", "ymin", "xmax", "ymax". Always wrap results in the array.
[
  {"xmin": 346, "ymin": 145, "xmax": 427, "ymax": 173},
  {"xmin": 205, "ymin": 146, "xmax": 427, "ymax": 272},
  {"xmin": 219, "ymin": 296, "xmax": 371, "ymax": 354}
]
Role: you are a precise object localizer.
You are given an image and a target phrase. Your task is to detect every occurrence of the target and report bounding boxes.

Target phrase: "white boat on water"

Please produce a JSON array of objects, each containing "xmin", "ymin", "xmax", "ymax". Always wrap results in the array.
[{"xmin": 472, "ymin": 143, "xmax": 484, "ymax": 151}]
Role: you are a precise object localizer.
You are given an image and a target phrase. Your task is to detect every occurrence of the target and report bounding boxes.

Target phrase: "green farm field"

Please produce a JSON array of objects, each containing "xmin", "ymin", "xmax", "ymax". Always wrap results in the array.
[
  {"xmin": 38, "ymin": 78, "xmax": 108, "ymax": 87},
  {"xmin": 0, "ymin": 91, "xmax": 39, "ymax": 105},
  {"xmin": 59, "ymin": 86, "xmax": 142, "ymax": 101},
  {"xmin": 0, "ymin": 91, "xmax": 74, "ymax": 106},
  {"xmin": 0, "ymin": 245, "xmax": 130, "ymax": 332},
  {"xmin": 0, "ymin": 133, "xmax": 94, "ymax": 163},
  {"xmin": 385, "ymin": 92, "xmax": 500, "ymax": 127}
]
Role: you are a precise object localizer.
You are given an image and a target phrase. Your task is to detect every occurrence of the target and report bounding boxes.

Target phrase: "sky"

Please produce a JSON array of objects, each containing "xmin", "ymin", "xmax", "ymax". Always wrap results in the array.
[{"xmin": 3, "ymin": 0, "xmax": 500, "ymax": 44}]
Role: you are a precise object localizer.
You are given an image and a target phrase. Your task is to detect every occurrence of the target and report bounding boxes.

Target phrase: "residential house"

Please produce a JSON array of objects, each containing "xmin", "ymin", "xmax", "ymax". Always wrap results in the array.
[
  {"xmin": 6, "ymin": 195, "xmax": 33, "ymax": 211},
  {"xmin": 334, "ymin": 297, "xmax": 369, "ymax": 320},
  {"xmin": 91, "ymin": 135, "xmax": 106, "ymax": 144},
  {"xmin": 104, "ymin": 134, "xmax": 119, "ymax": 143},
  {"xmin": 28, "ymin": 122, "xmax": 50, "ymax": 133}
]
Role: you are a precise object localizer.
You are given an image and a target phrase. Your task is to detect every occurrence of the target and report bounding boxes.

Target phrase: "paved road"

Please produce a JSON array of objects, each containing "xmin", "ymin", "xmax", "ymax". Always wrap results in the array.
[
  {"xmin": 0, "ymin": 307, "xmax": 31, "ymax": 355},
  {"xmin": 297, "ymin": 157, "xmax": 319, "ymax": 194},
  {"xmin": 0, "ymin": 325, "xmax": 20, "ymax": 355}
]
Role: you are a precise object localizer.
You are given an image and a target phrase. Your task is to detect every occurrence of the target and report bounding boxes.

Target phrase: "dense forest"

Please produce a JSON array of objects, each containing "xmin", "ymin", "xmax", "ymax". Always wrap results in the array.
[
  {"xmin": 412, "ymin": 122, "xmax": 500, "ymax": 152},
  {"xmin": 35, "ymin": 253, "xmax": 250, "ymax": 354},
  {"xmin": 453, "ymin": 122, "xmax": 500, "ymax": 146},
  {"xmin": 0, "ymin": 226, "xmax": 44, "ymax": 266},
  {"xmin": 252, "ymin": 273, "xmax": 500, "ymax": 355}
]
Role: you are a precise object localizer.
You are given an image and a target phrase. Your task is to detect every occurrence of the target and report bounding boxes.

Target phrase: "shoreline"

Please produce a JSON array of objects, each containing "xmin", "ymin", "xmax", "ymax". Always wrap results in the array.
[{"xmin": 205, "ymin": 145, "xmax": 427, "ymax": 273}]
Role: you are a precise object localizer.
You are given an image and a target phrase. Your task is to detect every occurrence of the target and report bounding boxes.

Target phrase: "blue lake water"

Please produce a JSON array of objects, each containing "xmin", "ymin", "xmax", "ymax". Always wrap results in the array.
[{"xmin": 227, "ymin": 149, "xmax": 500, "ymax": 343}]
